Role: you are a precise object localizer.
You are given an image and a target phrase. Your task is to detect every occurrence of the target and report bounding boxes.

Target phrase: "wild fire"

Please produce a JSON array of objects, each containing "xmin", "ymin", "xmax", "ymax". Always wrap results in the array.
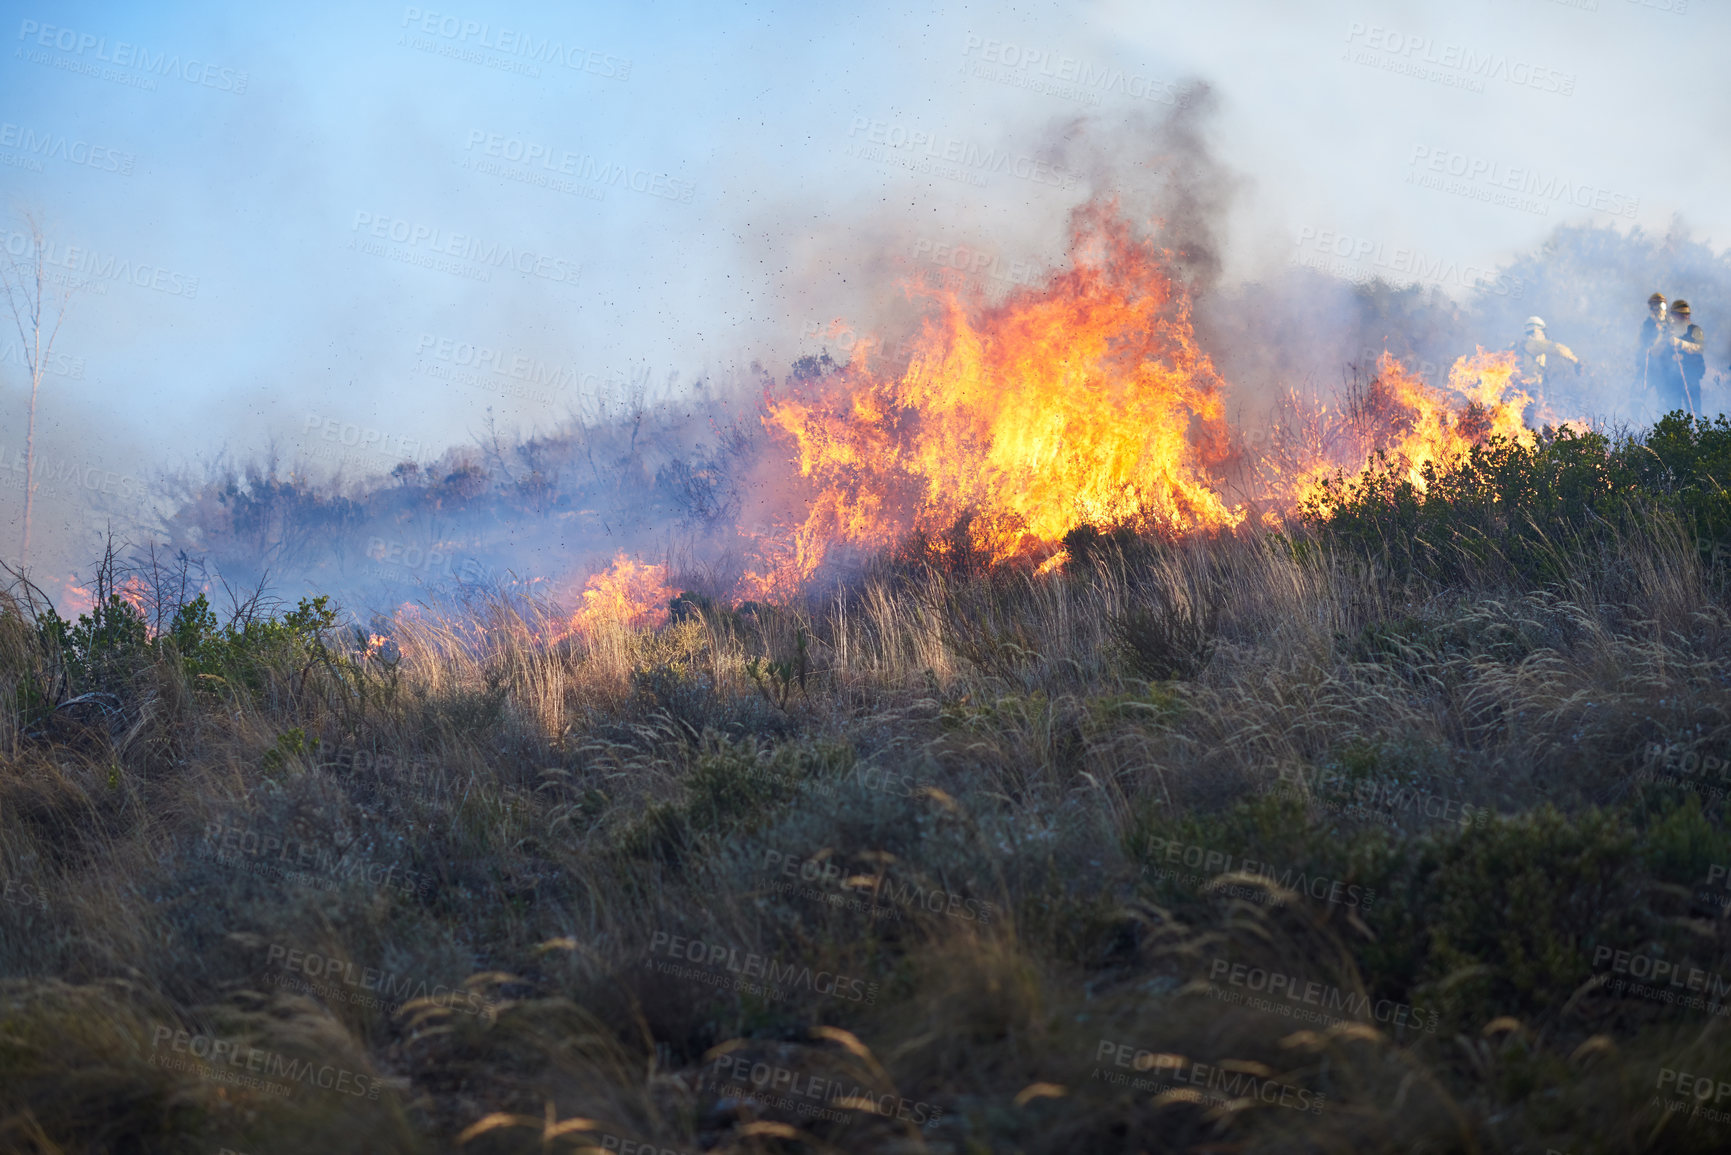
[{"xmin": 568, "ymin": 200, "xmax": 1544, "ymax": 629}]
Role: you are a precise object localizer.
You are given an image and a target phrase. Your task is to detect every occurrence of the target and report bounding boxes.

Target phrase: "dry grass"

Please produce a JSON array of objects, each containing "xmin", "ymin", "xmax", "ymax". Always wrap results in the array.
[{"xmin": 3, "ymin": 526, "xmax": 1731, "ymax": 1153}]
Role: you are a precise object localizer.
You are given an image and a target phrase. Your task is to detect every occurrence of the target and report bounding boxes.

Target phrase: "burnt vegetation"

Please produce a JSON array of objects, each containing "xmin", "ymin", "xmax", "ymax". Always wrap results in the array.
[{"xmin": 149, "ymin": 389, "xmax": 767, "ymax": 601}]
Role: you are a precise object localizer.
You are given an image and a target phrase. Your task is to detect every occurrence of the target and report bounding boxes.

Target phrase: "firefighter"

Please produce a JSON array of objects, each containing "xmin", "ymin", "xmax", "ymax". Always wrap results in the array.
[
  {"xmin": 1660, "ymin": 299, "xmax": 1707, "ymax": 416},
  {"xmin": 1640, "ymin": 292, "xmax": 1669, "ymax": 391},
  {"xmin": 1512, "ymin": 316, "xmax": 1580, "ymax": 409}
]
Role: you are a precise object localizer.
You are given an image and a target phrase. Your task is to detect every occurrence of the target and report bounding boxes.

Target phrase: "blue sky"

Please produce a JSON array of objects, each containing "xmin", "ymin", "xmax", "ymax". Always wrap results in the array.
[{"xmin": 2, "ymin": 0, "xmax": 1728, "ymax": 569}]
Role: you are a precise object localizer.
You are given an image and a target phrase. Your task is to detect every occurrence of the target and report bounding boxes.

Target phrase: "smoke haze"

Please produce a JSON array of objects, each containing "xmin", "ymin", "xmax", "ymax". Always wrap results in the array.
[{"xmin": 3, "ymin": 0, "xmax": 1729, "ymax": 609}]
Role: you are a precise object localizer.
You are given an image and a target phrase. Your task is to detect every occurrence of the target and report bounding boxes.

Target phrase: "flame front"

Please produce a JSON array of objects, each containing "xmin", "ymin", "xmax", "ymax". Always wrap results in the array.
[
  {"xmin": 567, "ymin": 553, "xmax": 674, "ymax": 637},
  {"xmin": 549, "ymin": 203, "xmax": 1567, "ymax": 611},
  {"xmin": 1377, "ymin": 349, "xmax": 1532, "ymax": 488},
  {"xmin": 754, "ymin": 202, "xmax": 1244, "ymax": 594},
  {"xmin": 1292, "ymin": 349, "xmax": 1535, "ymax": 516}
]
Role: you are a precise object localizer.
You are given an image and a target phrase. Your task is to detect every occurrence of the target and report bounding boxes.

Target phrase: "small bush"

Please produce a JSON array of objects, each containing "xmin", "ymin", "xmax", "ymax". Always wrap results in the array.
[
  {"xmin": 1396, "ymin": 807, "xmax": 1649, "ymax": 1023},
  {"xmin": 1109, "ymin": 594, "xmax": 1219, "ymax": 681}
]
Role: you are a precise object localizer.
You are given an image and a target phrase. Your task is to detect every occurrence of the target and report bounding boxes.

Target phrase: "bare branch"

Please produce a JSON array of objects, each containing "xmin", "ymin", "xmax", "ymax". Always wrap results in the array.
[{"xmin": 1, "ymin": 211, "xmax": 81, "ymax": 569}]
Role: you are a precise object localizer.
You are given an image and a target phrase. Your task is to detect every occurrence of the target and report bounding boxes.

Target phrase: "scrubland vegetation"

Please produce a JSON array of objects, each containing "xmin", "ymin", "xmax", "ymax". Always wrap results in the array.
[{"xmin": 7, "ymin": 414, "xmax": 1731, "ymax": 1153}]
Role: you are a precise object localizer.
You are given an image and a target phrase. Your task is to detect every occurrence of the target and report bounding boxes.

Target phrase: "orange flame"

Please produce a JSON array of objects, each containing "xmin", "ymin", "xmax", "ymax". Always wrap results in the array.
[
  {"xmin": 570, "ymin": 202, "xmax": 1568, "ymax": 610},
  {"xmin": 1294, "ymin": 349, "xmax": 1534, "ymax": 515},
  {"xmin": 55, "ymin": 574, "xmax": 94, "ymax": 619},
  {"xmin": 1381, "ymin": 349, "xmax": 1532, "ymax": 488},
  {"xmin": 53, "ymin": 573, "xmax": 152, "ymax": 624},
  {"xmin": 747, "ymin": 201, "xmax": 1244, "ymax": 596},
  {"xmin": 567, "ymin": 553, "xmax": 673, "ymax": 636}
]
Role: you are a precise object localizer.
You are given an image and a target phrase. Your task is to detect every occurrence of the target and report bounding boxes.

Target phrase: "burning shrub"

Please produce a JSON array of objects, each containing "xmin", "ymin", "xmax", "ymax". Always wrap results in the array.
[
  {"xmin": 1304, "ymin": 415, "xmax": 1731, "ymax": 587},
  {"xmin": 745, "ymin": 200, "xmax": 1246, "ymax": 599},
  {"xmin": 568, "ymin": 554, "xmax": 675, "ymax": 638}
]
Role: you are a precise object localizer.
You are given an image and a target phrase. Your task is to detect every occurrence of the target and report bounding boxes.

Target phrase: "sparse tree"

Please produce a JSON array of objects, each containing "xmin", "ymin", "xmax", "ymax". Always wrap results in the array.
[{"xmin": 1, "ymin": 213, "xmax": 79, "ymax": 569}]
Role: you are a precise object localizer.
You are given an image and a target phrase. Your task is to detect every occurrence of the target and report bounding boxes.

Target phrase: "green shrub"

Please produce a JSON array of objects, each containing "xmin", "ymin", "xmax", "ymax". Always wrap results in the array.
[
  {"xmin": 1303, "ymin": 415, "xmax": 1731, "ymax": 585},
  {"xmin": 36, "ymin": 593, "xmax": 150, "ymax": 695},
  {"xmin": 617, "ymin": 737, "xmax": 853, "ymax": 864},
  {"xmin": 1399, "ymin": 807, "xmax": 1648, "ymax": 1022},
  {"xmin": 166, "ymin": 593, "xmax": 340, "ymax": 693},
  {"xmin": 1637, "ymin": 794, "xmax": 1731, "ymax": 890},
  {"xmin": 1108, "ymin": 596, "xmax": 1218, "ymax": 681},
  {"xmin": 1128, "ymin": 792, "xmax": 1405, "ymax": 927}
]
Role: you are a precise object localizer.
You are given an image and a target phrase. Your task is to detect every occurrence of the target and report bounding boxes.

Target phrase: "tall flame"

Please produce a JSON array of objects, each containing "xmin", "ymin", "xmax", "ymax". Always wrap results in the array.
[
  {"xmin": 548, "ymin": 203, "xmax": 1567, "ymax": 613},
  {"xmin": 750, "ymin": 201, "xmax": 1244, "ymax": 595},
  {"xmin": 1378, "ymin": 348, "xmax": 1532, "ymax": 488}
]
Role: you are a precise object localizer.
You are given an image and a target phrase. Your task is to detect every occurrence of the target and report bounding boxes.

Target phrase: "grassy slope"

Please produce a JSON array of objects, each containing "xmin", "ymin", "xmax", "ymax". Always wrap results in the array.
[{"xmin": 6, "ymin": 424, "xmax": 1731, "ymax": 1153}]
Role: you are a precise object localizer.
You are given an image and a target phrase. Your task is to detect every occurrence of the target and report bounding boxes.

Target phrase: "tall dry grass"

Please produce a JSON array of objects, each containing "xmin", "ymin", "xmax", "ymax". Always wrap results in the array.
[{"xmin": 2, "ymin": 523, "xmax": 1730, "ymax": 1153}]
